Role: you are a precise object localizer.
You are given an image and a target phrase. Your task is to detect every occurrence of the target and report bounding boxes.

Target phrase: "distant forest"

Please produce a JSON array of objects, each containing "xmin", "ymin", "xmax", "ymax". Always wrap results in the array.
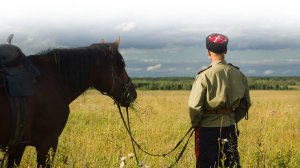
[{"xmin": 132, "ymin": 77, "xmax": 300, "ymax": 90}]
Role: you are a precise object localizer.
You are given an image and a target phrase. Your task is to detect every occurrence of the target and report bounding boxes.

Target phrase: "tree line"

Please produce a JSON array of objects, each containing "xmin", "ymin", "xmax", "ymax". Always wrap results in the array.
[{"xmin": 132, "ymin": 77, "xmax": 300, "ymax": 90}]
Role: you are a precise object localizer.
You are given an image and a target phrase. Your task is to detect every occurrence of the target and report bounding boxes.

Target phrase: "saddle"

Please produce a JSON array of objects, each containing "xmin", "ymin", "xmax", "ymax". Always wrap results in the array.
[
  {"xmin": 0, "ymin": 42, "xmax": 40, "ymax": 148},
  {"xmin": 0, "ymin": 44, "xmax": 40, "ymax": 96}
]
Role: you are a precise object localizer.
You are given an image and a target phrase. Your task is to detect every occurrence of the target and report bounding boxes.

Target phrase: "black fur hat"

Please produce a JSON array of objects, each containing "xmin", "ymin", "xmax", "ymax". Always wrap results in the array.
[{"xmin": 206, "ymin": 33, "xmax": 228, "ymax": 53}]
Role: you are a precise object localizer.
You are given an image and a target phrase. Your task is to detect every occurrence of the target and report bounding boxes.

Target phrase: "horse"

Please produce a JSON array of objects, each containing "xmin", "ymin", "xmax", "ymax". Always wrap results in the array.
[{"xmin": 0, "ymin": 37, "xmax": 137, "ymax": 167}]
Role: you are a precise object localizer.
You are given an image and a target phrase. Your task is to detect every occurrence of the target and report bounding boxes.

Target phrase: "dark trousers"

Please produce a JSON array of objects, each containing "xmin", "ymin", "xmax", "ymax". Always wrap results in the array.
[{"xmin": 194, "ymin": 125, "xmax": 241, "ymax": 168}]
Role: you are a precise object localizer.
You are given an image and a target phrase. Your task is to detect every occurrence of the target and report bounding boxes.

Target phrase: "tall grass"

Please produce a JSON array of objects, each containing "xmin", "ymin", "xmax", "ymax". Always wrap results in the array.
[{"xmin": 9, "ymin": 90, "xmax": 300, "ymax": 167}]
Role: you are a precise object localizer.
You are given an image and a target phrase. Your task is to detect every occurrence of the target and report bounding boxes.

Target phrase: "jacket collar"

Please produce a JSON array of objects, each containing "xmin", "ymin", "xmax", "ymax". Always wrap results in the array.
[{"xmin": 210, "ymin": 59, "xmax": 227, "ymax": 66}]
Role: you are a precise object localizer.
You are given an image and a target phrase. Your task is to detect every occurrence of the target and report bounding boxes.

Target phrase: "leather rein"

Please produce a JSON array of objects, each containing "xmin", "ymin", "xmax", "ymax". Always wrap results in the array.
[
  {"xmin": 100, "ymin": 49, "xmax": 195, "ymax": 167},
  {"xmin": 116, "ymin": 106, "xmax": 194, "ymax": 168}
]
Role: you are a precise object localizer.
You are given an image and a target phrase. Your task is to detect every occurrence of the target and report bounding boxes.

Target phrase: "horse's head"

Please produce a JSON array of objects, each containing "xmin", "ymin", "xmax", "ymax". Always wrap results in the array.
[{"xmin": 92, "ymin": 37, "xmax": 137, "ymax": 107}]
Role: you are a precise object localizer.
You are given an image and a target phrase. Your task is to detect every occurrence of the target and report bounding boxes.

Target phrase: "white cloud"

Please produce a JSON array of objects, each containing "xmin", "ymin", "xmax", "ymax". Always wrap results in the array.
[
  {"xmin": 246, "ymin": 69, "xmax": 256, "ymax": 74},
  {"xmin": 286, "ymin": 59, "xmax": 300, "ymax": 63},
  {"xmin": 115, "ymin": 22, "xmax": 137, "ymax": 32},
  {"xmin": 147, "ymin": 64, "xmax": 162, "ymax": 71},
  {"xmin": 127, "ymin": 67, "xmax": 142, "ymax": 72},
  {"xmin": 264, "ymin": 70, "xmax": 274, "ymax": 75},
  {"xmin": 0, "ymin": 0, "xmax": 299, "ymax": 77},
  {"xmin": 282, "ymin": 70, "xmax": 291, "ymax": 75},
  {"xmin": 239, "ymin": 60, "xmax": 275, "ymax": 65},
  {"xmin": 140, "ymin": 59, "xmax": 159, "ymax": 63},
  {"xmin": 167, "ymin": 68, "xmax": 176, "ymax": 71}
]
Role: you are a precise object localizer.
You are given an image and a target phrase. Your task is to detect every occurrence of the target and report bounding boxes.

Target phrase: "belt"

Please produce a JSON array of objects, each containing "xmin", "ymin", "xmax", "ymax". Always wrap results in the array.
[{"xmin": 204, "ymin": 108, "xmax": 233, "ymax": 114}]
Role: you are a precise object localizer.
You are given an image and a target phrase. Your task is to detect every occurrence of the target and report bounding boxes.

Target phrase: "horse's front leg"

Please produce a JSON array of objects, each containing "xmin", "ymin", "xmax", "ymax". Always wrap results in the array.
[
  {"xmin": 6, "ymin": 144, "xmax": 26, "ymax": 168},
  {"xmin": 35, "ymin": 135, "xmax": 59, "ymax": 168}
]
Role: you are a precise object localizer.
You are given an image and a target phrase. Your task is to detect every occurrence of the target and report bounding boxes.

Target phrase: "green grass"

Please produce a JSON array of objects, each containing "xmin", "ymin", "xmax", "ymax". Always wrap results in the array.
[{"xmin": 3, "ymin": 90, "xmax": 300, "ymax": 167}]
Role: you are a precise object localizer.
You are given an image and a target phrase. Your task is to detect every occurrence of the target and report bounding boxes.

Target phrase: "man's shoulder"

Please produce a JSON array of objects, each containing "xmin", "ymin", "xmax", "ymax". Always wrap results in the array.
[
  {"xmin": 228, "ymin": 63, "xmax": 240, "ymax": 69},
  {"xmin": 227, "ymin": 63, "xmax": 247, "ymax": 79},
  {"xmin": 197, "ymin": 65, "xmax": 212, "ymax": 74}
]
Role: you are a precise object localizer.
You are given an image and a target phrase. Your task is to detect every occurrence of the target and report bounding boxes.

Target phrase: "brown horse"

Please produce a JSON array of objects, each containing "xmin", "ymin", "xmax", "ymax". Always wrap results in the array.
[{"xmin": 0, "ymin": 37, "xmax": 137, "ymax": 167}]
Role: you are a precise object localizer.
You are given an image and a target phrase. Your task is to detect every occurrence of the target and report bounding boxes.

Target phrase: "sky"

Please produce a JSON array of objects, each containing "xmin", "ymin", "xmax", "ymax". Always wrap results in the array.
[{"xmin": 0, "ymin": 0, "xmax": 300, "ymax": 77}]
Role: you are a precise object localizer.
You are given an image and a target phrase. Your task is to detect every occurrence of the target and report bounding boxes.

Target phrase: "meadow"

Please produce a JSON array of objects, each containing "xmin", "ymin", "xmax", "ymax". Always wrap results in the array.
[{"xmin": 6, "ymin": 90, "xmax": 300, "ymax": 167}]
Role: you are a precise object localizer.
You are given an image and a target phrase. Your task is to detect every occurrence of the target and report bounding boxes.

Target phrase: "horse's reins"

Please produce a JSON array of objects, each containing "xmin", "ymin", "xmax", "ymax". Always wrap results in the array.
[
  {"xmin": 117, "ymin": 106, "xmax": 194, "ymax": 168},
  {"xmin": 102, "ymin": 45, "xmax": 195, "ymax": 167}
]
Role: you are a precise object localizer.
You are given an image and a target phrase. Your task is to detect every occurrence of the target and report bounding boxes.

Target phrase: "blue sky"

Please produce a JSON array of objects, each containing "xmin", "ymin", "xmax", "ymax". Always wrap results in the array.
[{"xmin": 0, "ymin": 0, "xmax": 299, "ymax": 77}]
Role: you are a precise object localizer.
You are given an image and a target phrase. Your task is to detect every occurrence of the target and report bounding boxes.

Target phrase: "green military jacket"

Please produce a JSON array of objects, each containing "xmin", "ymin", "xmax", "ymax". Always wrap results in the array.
[{"xmin": 188, "ymin": 60, "xmax": 250, "ymax": 127}]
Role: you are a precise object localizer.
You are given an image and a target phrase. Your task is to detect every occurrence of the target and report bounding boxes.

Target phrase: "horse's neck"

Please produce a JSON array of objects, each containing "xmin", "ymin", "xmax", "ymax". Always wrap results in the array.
[
  {"xmin": 58, "ymin": 55, "xmax": 95, "ymax": 103},
  {"xmin": 67, "ymin": 88, "xmax": 90, "ymax": 104},
  {"xmin": 29, "ymin": 52, "xmax": 95, "ymax": 104}
]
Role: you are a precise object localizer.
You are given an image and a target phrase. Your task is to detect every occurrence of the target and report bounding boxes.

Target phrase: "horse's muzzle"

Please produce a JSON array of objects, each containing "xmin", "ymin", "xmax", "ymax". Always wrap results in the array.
[{"xmin": 120, "ymin": 89, "xmax": 137, "ymax": 107}]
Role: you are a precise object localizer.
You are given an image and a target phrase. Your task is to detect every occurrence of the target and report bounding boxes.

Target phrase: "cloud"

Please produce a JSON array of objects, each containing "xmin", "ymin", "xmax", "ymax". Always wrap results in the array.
[
  {"xmin": 147, "ymin": 64, "xmax": 162, "ymax": 71},
  {"xmin": 282, "ymin": 70, "xmax": 291, "ymax": 75},
  {"xmin": 167, "ymin": 68, "xmax": 176, "ymax": 71},
  {"xmin": 1, "ymin": 0, "xmax": 300, "ymax": 52},
  {"xmin": 140, "ymin": 59, "xmax": 159, "ymax": 63},
  {"xmin": 127, "ymin": 67, "xmax": 142, "ymax": 72},
  {"xmin": 286, "ymin": 59, "xmax": 300, "ymax": 63},
  {"xmin": 246, "ymin": 69, "xmax": 256, "ymax": 74},
  {"xmin": 115, "ymin": 22, "xmax": 137, "ymax": 32},
  {"xmin": 185, "ymin": 67, "xmax": 192, "ymax": 71},
  {"xmin": 1, "ymin": 0, "xmax": 300, "ymax": 77},
  {"xmin": 264, "ymin": 70, "xmax": 274, "ymax": 75}
]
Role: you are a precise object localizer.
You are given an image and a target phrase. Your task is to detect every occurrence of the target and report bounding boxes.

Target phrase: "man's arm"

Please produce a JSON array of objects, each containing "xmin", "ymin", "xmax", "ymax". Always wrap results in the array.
[
  {"xmin": 244, "ymin": 78, "xmax": 251, "ymax": 108},
  {"xmin": 188, "ymin": 75, "xmax": 207, "ymax": 128},
  {"xmin": 235, "ymin": 76, "xmax": 251, "ymax": 122}
]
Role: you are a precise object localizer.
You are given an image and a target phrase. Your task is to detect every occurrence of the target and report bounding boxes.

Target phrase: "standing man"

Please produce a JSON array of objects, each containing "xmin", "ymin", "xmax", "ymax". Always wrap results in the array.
[{"xmin": 188, "ymin": 33, "xmax": 250, "ymax": 168}]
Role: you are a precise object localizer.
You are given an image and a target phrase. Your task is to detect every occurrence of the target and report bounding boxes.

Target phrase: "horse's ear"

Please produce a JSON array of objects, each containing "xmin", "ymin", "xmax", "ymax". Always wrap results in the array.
[
  {"xmin": 100, "ymin": 39, "xmax": 105, "ymax": 44},
  {"xmin": 7, "ymin": 34, "xmax": 14, "ymax": 44},
  {"xmin": 109, "ymin": 36, "xmax": 120, "ymax": 52},
  {"xmin": 114, "ymin": 36, "xmax": 120, "ymax": 48}
]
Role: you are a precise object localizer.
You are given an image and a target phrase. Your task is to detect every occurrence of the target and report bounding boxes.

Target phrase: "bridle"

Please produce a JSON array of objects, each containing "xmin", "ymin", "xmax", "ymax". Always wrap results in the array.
[
  {"xmin": 107, "ymin": 67, "xmax": 133, "ymax": 106},
  {"xmin": 100, "ymin": 47, "xmax": 133, "ymax": 107}
]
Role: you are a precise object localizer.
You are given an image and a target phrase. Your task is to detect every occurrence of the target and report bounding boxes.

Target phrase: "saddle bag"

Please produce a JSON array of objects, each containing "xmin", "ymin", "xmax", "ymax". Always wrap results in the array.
[{"xmin": 5, "ymin": 72, "xmax": 34, "ymax": 96}]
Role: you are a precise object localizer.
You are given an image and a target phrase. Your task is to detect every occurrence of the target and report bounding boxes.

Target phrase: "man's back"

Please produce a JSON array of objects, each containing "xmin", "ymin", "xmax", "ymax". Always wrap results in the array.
[
  {"xmin": 201, "ymin": 60, "xmax": 248, "ymax": 111},
  {"xmin": 188, "ymin": 60, "xmax": 249, "ymax": 127}
]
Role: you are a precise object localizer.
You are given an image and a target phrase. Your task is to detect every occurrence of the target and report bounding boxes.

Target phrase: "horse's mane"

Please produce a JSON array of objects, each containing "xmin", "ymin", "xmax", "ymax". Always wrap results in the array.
[{"xmin": 28, "ymin": 43, "xmax": 124, "ymax": 91}]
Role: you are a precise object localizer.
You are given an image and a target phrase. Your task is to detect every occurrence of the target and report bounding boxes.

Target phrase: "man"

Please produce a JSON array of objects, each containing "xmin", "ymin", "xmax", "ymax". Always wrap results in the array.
[{"xmin": 188, "ymin": 33, "xmax": 250, "ymax": 168}]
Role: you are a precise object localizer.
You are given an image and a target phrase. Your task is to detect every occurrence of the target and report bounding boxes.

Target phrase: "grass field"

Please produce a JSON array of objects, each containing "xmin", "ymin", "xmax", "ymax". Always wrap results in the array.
[{"xmin": 10, "ymin": 90, "xmax": 300, "ymax": 167}]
